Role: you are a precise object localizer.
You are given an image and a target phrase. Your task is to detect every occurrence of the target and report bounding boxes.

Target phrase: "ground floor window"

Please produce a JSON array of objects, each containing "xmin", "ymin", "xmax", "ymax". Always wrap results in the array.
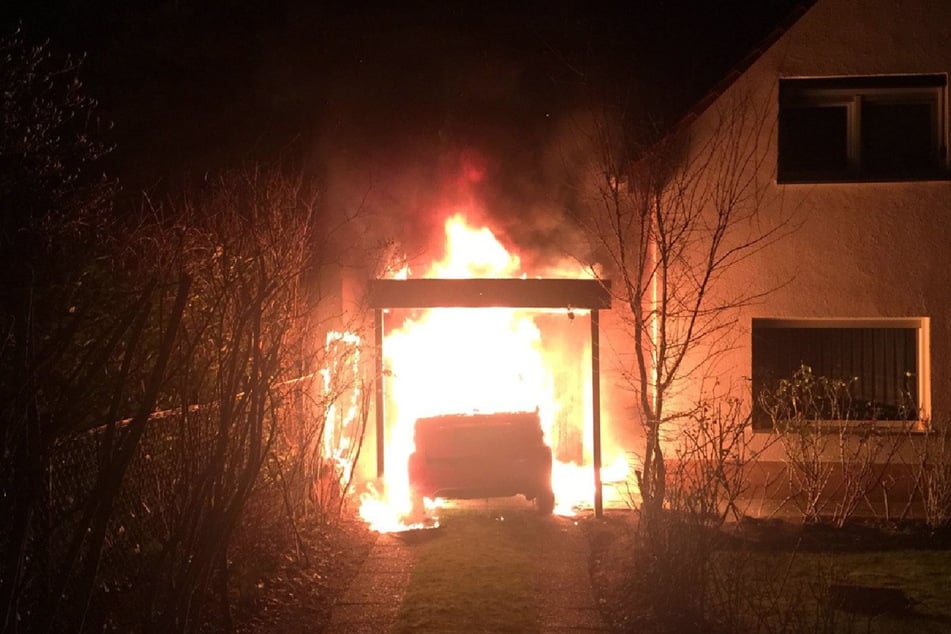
[{"xmin": 751, "ymin": 318, "xmax": 929, "ymax": 430}]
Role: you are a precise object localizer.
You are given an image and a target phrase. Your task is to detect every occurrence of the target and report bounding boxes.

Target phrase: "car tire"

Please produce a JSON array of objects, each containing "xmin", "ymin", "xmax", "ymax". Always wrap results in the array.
[{"xmin": 536, "ymin": 488, "xmax": 555, "ymax": 514}]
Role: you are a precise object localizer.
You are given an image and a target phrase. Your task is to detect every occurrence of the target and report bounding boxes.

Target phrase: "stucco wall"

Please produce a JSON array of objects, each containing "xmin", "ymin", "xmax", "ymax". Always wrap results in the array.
[{"xmin": 685, "ymin": 0, "xmax": 951, "ymax": 434}]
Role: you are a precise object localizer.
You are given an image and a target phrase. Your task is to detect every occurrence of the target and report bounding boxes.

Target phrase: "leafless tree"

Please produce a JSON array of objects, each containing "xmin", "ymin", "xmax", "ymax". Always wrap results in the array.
[
  {"xmin": 573, "ymin": 91, "xmax": 790, "ymax": 524},
  {"xmin": 906, "ymin": 420, "xmax": 951, "ymax": 530}
]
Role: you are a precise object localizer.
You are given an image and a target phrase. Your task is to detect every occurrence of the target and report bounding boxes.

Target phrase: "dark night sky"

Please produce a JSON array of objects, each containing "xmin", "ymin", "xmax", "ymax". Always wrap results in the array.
[{"xmin": 3, "ymin": 1, "xmax": 805, "ymax": 261}]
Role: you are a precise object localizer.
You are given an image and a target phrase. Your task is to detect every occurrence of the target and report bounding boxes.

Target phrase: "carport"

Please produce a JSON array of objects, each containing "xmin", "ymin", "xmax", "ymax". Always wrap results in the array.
[{"xmin": 367, "ymin": 278, "xmax": 612, "ymax": 516}]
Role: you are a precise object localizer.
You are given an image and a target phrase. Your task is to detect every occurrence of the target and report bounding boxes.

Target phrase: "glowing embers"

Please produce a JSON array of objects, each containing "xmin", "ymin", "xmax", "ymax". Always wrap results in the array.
[{"xmin": 359, "ymin": 483, "xmax": 442, "ymax": 533}]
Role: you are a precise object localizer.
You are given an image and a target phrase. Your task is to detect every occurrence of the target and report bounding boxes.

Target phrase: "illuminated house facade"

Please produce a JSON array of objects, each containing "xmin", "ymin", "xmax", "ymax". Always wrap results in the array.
[
  {"xmin": 678, "ymin": 0, "xmax": 951, "ymax": 516},
  {"xmin": 351, "ymin": 0, "xmax": 951, "ymax": 520}
]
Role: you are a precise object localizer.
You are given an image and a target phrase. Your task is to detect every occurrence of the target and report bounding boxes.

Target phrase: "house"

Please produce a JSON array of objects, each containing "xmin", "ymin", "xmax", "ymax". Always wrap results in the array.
[{"xmin": 659, "ymin": 0, "xmax": 951, "ymax": 518}]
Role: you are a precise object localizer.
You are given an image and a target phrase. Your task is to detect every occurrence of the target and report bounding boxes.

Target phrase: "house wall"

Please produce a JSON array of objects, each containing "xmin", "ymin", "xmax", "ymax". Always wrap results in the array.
[{"xmin": 677, "ymin": 0, "xmax": 951, "ymax": 517}]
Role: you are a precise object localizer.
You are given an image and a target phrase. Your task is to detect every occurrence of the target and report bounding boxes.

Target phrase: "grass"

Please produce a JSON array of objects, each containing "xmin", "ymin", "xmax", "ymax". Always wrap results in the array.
[
  {"xmin": 709, "ymin": 543, "xmax": 951, "ymax": 633},
  {"xmin": 797, "ymin": 549, "xmax": 951, "ymax": 633},
  {"xmin": 394, "ymin": 506, "xmax": 547, "ymax": 633},
  {"xmin": 836, "ymin": 550, "xmax": 951, "ymax": 613}
]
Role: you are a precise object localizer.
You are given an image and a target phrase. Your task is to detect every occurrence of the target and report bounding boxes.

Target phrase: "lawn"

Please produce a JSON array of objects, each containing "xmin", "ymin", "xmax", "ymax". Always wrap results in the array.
[
  {"xmin": 393, "ymin": 506, "xmax": 547, "ymax": 633},
  {"xmin": 764, "ymin": 548, "xmax": 951, "ymax": 633}
]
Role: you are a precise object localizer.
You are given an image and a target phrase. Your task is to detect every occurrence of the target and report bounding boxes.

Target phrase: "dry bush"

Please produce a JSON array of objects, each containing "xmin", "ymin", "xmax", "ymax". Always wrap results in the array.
[
  {"xmin": 705, "ymin": 549, "xmax": 841, "ymax": 634},
  {"xmin": 272, "ymin": 329, "xmax": 370, "ymax": 528},
  {"xmin": 907, "ymin": 420, "xmax": 951, "ymax": 530},
  {"xmin": 137, "ymin": 169, "xmax": 328, "ymax": 631},
  {"xmin": 668, "ymin": 393, "xmax": 758, "ymax": 527},
  {"xmin": 623, "ymin": 518, "xmax": 843, "ymax": 633},
  {"xmin": 760, "ymin": 365, "xmax": 906, "ymax": 526},
  {"xmin": 636, "ymin": 391, "xmax": 767, "ymax": 630},
  {"xmin": 829, "ymin": 426, "xmax": 900, "ymax": 528}
]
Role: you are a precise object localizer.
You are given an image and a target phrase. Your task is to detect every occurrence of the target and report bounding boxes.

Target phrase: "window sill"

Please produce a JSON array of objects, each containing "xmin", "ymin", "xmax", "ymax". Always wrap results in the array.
[
  {"xmin": 778, "ymin": 172, "xmax": 951, "ymax": 185},
  {"xmin": 754, "ymin": 420, "xmax": 929, "ymax": 435}
]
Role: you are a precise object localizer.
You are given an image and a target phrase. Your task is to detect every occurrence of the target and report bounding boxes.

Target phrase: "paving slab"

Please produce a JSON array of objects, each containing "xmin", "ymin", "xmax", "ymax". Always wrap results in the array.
[
  {"xmin": 328, "ymin": 534, "xmax": 414, "ymax": 632},
  {"xmin": 536, "ymin": 518, "xmax": 610, "ymax": 632}
]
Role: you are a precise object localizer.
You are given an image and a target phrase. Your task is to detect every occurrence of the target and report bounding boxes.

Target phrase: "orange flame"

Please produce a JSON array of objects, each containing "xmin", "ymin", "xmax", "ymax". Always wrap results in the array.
[
  {"xmin": 320, "ymin": 331, "xmax": 363, "ymax": 478},
  {"xmin": 357, "ymin": 213, "xmax": 632, "ymax": 531}
]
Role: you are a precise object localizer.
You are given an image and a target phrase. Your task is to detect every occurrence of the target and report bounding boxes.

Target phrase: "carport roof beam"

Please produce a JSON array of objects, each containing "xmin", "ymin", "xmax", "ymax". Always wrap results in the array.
[{"xmin": 368, "ymin": 278, "xmax": 611, "ymax": 309}]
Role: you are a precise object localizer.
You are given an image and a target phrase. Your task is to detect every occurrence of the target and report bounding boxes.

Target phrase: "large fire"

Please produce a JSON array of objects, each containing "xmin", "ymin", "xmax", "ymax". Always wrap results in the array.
[{"xmin": 357, "ymin": 214, "xmax": 633, "ymax": 531}]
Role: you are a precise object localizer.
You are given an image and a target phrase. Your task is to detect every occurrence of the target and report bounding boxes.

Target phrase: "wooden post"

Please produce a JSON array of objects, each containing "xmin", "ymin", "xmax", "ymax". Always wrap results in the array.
[
  {"xmin": 591, "ymin": 309, "xmax": 603, "ymax": 518},
  {"xmin": 375, "ymin": 308, "xmax": 385, "ymax": 479}
]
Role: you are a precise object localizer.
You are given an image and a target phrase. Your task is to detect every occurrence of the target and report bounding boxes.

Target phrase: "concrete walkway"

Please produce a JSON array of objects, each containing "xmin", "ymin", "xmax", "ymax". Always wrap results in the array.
[
  {"xmin": 328, "ymin": 508, "xmax": 609, "ymax": 633},
  {"xmin": 535, "ymin": 519, "xmax": 609, "ymax": 632},
  {"xmin": 328, "ymin": 532, "xmax": 414, "ymax": 633}
]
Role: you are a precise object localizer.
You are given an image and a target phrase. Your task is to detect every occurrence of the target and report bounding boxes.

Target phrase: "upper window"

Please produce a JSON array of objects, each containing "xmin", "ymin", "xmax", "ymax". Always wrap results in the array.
[
  {"xmin": 751, "ymin": 318, "xmax": 929, "ymax": 430},
  {"xmin": 778, "ymin": 75, "xmax": 948, "ymax": 183}
]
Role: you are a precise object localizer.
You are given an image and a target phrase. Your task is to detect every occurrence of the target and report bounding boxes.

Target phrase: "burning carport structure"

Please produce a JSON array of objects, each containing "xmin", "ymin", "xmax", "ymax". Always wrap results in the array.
[{"xmin": 368, "ymin": 277, "xmax": 612, "ymax": 516}]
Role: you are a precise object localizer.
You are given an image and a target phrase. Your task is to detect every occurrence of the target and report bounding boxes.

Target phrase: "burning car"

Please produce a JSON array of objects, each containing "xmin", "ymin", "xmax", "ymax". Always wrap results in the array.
[{"xmin": 407, "ymin": 410, "xmax": 555, "ymax": 514}]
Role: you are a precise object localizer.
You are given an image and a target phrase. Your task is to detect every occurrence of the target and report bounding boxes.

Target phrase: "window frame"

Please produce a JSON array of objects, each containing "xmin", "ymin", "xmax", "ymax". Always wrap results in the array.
[
  {"xmin": 751, "ymin": 317, "xmax": 931, "ymax": 432},
  {"xmin": 778, "ymin": 74, "xmax": 949, "ymax": 183}
]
